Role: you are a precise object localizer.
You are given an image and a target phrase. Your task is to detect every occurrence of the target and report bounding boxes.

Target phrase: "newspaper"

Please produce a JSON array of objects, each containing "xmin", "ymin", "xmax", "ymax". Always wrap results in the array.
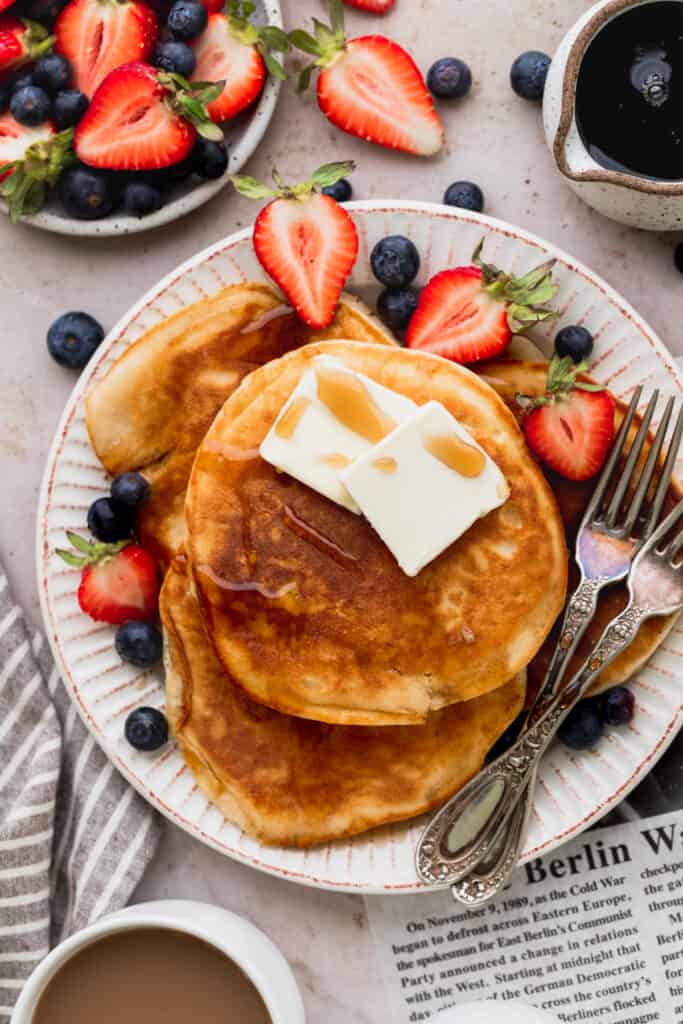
[{"xmin": 366, "ymin": 734, "xmax": 683, "ymax": 1024}]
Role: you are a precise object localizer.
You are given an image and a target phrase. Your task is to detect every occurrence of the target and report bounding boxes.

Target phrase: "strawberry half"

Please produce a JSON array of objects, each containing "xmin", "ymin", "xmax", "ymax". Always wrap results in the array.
[
  {"xmin": 191, "ymin": 2, "xmax": 288, "ymax": 123},
  {"xmin": 290, "ymin": 0, "xmax": 443, "ymax": 157},
  {"xmin": 232, "ymin": 161, "xmax": 359, "ymax": 329},
  {"xmin": 55, "ymin": 0, "xmax": 158, "ymax": 98},
  {"xmin": 406, "ymin": 240, "xmax": 559, "ymax": 363},
  {"xmin": 57, "ymin": 533, "xmax": 159, "ymax": 624},
  {"xmin": 74, "ymin": 62, "xmax": 223, "ymax": 170},
  {"xmin": 0, "ymin": 15, "xmax": 53, "ymax": 75},
  {"xmin": 344, "ymin": 0, "xmax": 395, "ymax": 11},
  {"xmin": 0, "ymin": 0, "xmax": 17, "ymax": 13},
  {"xmin": 517, "ymin": 356, "xmax": 616, "ymax": 482},
  {"xmin": 0, "ymin": 113, "xmax": 74, "ymax": 221}
]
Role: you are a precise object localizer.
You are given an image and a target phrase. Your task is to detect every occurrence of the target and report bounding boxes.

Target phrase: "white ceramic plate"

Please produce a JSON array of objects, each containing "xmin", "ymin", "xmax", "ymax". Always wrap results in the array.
[
  {"xmin": 2, "ymin": 0, "xmax": 282, "ymax": 237},
  {"xmin": 37, "ymin": 201, "xmax": 683, "ymax": 893}
]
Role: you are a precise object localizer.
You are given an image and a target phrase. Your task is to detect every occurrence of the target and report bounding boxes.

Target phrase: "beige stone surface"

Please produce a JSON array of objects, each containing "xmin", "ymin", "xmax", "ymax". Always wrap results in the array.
[{"xmin": 1, "ymin": 2, "xmax": 682, "ymax": 1018}]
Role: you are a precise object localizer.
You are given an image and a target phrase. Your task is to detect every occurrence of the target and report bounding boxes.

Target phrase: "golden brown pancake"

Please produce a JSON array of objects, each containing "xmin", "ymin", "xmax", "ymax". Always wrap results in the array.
[
  {"xmin": 186, "ymin": 341, "xmax": 568, "ymax": 727},
  {"xmin": 474, "ymin": 359, "xmax": 682, "ymax": 694},
  {"xmin": 86, "ymin": 285, "xmax": 395, "ymax": 569},
  {"xmin": 162, "ymin": 564, "xmax": 526, "ymax": 848}
]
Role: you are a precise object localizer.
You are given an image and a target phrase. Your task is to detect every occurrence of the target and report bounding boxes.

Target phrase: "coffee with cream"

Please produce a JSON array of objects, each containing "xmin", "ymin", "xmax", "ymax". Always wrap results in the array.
[{"xmin": 32, "ymin": 927, "xmax": 271, "ymax": 1024}]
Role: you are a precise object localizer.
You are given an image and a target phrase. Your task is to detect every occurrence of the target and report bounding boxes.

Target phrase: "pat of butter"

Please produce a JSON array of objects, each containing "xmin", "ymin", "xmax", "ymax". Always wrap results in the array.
[
  {"xmin": 259, "ymin": 355, "xmax": 417, "ymax": 512},
  {"xmin": 340, "ymin": 401, "xmax": 509, "ymax": 576}
]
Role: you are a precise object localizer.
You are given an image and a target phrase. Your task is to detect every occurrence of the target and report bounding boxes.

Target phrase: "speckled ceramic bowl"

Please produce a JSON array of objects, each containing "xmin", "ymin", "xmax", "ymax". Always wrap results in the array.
[{"xmin": 0, "ymin": 0, "xmax": 282, "ymax": 237}]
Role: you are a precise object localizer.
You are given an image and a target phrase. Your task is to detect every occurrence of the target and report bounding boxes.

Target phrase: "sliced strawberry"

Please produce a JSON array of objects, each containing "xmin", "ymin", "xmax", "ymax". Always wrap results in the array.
[
  {"xmin": 199, "ymin": 0, "xmax": 224, "ymax": 10},
  {"xmin": 344, "ymin": 0, "xmax": 396, "ymax": 13},
  {"xmin": 57, "ymin": 533, "xmax": 159, "ymax": 624},
  {"xmin": 0, "ymin": 113, "xmax": 74, "ymax": 221},
  {"xmin": 232, "ymin": 162, "xmax": 359, "ymax": 329},
  {"xmin": 191, "ymin": 13, "xmax": 264, "ymax": 122},
  {"xmin": 518, "ymin": 356, "xmax": 616, "ymax": 482},
  {"xmin": 0, "ymin": 16, "xmax": 53, "ymax": 75},
  {"xmin": 406, "ymin": 240, "xmax": 559, "ymax": 363},
  {"xmin": 290, "ymin": 1, "xmax": 443, "ymax": 156},
  {"xmin": 55, "ymin": 0, "xmax": 158, "ymax": 98},
  {"xmin": 74, "ymin": 61, "xmax": 222, "ymax": 170},
  {"xmin": 0, "ymin": 0, "xmax": 16, "ymax": 13}
]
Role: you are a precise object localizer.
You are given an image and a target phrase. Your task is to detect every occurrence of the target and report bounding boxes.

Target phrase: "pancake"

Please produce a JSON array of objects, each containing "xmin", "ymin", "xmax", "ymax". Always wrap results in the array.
[
  {"xmin": 161, "ymin": 564, "xmax": 526, "ymax": 848},
  {"xmin": 186, "ymin": 340, "xmax": 568, "ymax": 727},
  {"xmin": 474, "ymin": 359, "xmax": 682, "ymax": 694},
  {"xmin": 86, "ymin": 284, "xmax": 395, "ymax": 569}
]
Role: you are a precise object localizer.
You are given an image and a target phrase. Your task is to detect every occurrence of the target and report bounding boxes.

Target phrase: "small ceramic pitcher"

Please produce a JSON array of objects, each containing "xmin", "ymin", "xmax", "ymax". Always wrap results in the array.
[{"xmin": 544, "ymin": 0, "xmax": 683, "ymax": 230}]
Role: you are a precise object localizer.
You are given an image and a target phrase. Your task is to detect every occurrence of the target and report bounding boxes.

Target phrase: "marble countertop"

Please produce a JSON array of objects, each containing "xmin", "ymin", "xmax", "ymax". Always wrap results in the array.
[{"xmin": 2, "ymin": 0, "xmax": 683, "ymax": 1019}]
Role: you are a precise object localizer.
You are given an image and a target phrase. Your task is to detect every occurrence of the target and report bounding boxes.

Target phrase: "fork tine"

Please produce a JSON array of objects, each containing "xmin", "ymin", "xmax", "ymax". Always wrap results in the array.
[
  {"xmin": 645, "ymin": 499, "xmax": 683, "ymax": 553},
  {"xmin": 643, "ymin": 404, "xmax": 683, "ymax": 540},
  {"xmin": 583, "ymin": 386, "xmax": 642, "ymax": 526},
  {"xmin": 623, "ymin": 396, "xmax": 675, "ymax": 536},
  {"xmin": 605, "ymin": 391, "xmax": 659, "ymax": 528}
]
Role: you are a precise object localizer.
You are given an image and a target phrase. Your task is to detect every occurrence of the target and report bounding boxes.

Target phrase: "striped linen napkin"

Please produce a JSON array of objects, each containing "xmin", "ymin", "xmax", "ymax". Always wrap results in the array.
[{"xmin": 0, "ymin": 565, "xmax": 162, "ymax": 1022}]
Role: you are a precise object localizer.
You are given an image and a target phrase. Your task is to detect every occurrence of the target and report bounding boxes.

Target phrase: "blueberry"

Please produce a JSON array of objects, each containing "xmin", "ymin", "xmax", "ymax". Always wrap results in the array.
[
  {"xmin": 87, "ymin": 497, "xmax": 132, "ymax": 542},
  {"xmin": 510, "ymin": 50, "xmax": 551, "ymax": 101},
  {"xmin": 193, "ymin": 137, "xmax": 228, "ymax": 179},
  {"xmin": 377, "ymin": 288, "xmax": 419, "ymax": 333},
  {"xmin": 674, "ymin": 243, "xmax": 683, "ymax": 274},
  {"xmin": 600, "ymin": 687, "xmax": 635, "ymax": 727},
  {"xmin": 124, "ymin": 707, "xmax": 168, "ymax": 752},
  {"xmin": 167, "ymin": 0, "xmax": 207, "ymax": 39},
  {"xmin": 558, "ymin": 700, "xmax": 604, "ymax": 750},
  {"xmin": 153, "ymin": 39, "xmax": 196, "ymax": 76},
  {"xmin": 53, "ymin": 89, "xmax": 88, "ymax": 129},
  {"xmin": 322, "ymin": 178, "xmax": 352, "ymax": 202},
  {"xmin": 60, "ymin": 165, "xmax": 114, "ymax": 219},
  {"xmin": 555, "ymin": 324, "xmax": 594, "ymax": 362},
  {"xmin": 370, "ymin": 235, "xmax": 420, "ymax": 289},
  {"xmin": 123, "ymin": 180, "xmax": 164, "ymax": 218},
  {"xmin": 427, "ymin": 57, "xmax": 472, "ymax": 99},
  {"xmin": 116, "ymin": 621, "xmax": 163, "ymax": 668},
  {"xmin": 47, "ymin": 311, "xmax": 105, "ymax": 369},
  {"xmin": 443, "ymin": 180, "xmax": 484, "ymax": 213},
  {"xmin": 11, "ymin": 71, "xmax": 35, "ymax": 94},
  {"xmin": 32, "ymin": 53, "xmax": 71, "ymax": 95},
  {"xmin": 10, "ymin": 86, "xmax": 51, "ymax": 126},
  {"xmin": 111, "ymin": 471, "xmax": 150, "ymax": 508}
]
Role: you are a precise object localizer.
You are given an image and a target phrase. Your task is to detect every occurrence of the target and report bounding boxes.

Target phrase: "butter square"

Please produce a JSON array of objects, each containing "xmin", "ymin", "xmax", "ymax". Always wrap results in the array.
[{"xmin": 340, "ymin": 401, "xmax": 509, "ymax": 576}]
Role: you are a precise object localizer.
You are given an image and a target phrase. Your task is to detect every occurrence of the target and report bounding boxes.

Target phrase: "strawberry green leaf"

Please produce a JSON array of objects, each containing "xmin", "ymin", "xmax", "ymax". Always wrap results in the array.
[
  {"xmin": 260, "ymin": 25, "xmax": 290, "ymax": 52},
  {"xmin": 67, "ymin": 531, "xmax": 96, "ymax": 555},
  {"xmin": 288, "ymin": 29, "xmax": 321, "ymax": 57},
  {"xmin": 329, "ymin": 0, "xmax": 345, "ymax": 36},
  {"xmin": 231, "ymin": 174, "xmax": 279, "ymax": 199},
  {"xmin": 310, "ymin": 160, "xmax": 355, "ymax": 188},
  {"xmin": 259, "ymin": 45, "xmax": 286, "ymax": 80},
  {"xmin": 55, "ymin": 548, "xmax": 89, "ymax": 569},
  {"xmin": 0, "ymin": 128, "xmax": 74, "ymax": 223},
  {"xmin": 296, "ymin": 62, "xmax": 317, "ymax": 93},
  {"xmin": 195, "ymin": 120, "xmax": 224, "ymax": 142}
]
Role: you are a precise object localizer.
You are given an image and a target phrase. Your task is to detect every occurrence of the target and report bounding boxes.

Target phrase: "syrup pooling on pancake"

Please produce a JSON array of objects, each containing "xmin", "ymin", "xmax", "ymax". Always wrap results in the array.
[
  {"xmin": 186, "ymin": 340, "xmax": 568, "ymax": 727},
  {"xmin": 86, "ymin": 285, "xmax": 396, "ymax": 569},
  {"xmin": 162, "ymin": 564, "xmax": 526, "ymax": 848}
]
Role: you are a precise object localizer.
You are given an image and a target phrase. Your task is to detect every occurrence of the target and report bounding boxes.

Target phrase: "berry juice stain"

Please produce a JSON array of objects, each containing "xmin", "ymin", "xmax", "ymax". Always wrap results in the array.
[{"xmin": 576, "ymin": 2, "xmax": 683, "ymax": 180}]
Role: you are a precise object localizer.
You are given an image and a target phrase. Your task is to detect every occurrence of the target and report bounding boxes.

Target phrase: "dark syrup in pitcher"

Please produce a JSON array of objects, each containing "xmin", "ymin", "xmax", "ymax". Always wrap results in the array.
[{"xmin": 576, "ymin": 1, "xmax": 683, "ymax": 180}]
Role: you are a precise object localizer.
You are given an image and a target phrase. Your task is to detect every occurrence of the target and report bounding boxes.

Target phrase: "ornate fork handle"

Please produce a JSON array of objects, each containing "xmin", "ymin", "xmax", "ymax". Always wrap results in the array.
[
  {"xmin": 416, "ymin": 603, "xmax": 645, "ymax": 888},
  {"xmin": 536, "ymin": 576, "xmax": 607, "ymax": 706}
]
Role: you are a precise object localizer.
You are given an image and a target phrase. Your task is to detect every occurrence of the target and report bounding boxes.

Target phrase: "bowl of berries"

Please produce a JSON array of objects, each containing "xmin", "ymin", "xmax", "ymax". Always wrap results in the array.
[{"xmin": 0, "ymin": 0, "xmax": 285, "ymax": 235}]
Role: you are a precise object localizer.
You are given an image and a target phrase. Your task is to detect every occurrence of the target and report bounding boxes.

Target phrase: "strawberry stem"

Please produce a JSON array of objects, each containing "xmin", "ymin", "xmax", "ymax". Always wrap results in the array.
[
  {"xmin": 289, "ymin": 0, "xmax": 346, "ymax": 92},
  {"xmin": 56, "ymin": 532, "xmax": 129, "ymax": 569},
  {"xmin": 226, "ymin": 0, "xmax": 290, "ymax": 81},
  {"xmin": 232, "ymin": 160, "xmax": 355, "ymax": 202},
  {"xmin": 515, "ymin": 354, "xmax": 606, "ymax": 412},
  {"xmin": 0, "ymin": 128, "xmax": 75, "ymax": 222},
  {"xmin": 158, "ymin": 72, "xmax": 224, "ymax": 142},
  {"xmin": 21, "ymin": 18, "xmax": 54, "ymax": 61},
  {"xmin": 471, "ymin": 238, "xmax": 560, "ymax": 334}
]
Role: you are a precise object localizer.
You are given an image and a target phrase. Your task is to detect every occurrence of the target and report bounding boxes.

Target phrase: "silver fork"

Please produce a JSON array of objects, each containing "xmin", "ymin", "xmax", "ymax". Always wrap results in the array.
[
  {"xmin": 416, "ymin": 389, "xmax": 683, "ymax": 890},
  {"xmin": 444, "ymin": 501, "xmax": 683, "ymax": 902}
]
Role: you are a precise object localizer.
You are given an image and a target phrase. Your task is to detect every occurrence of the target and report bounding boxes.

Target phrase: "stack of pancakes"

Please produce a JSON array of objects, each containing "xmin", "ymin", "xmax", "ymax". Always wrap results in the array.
[{"xmin": 86, "ymin": 284, "xmax": 679, "ymax": 848}]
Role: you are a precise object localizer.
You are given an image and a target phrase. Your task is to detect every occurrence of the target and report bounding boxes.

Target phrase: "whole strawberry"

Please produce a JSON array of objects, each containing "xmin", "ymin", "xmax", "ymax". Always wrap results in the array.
[
  {"xmin": 57, "ymin": 532, "xmax": 159, "ymax": 624},
  {"xmin": 289, "ymin": 0, "xmax": 443, "ymax": 156},
  {"xmin": 0, "ymin": 15, "xmax": 53, "ymax": 76},
  {"xmin": 406, "ymin": 239, "xmax": 559, "ymax": 362},
  {"xmin": 516, "ymin": 356, "xmax": 616, "ymax": 482},
  {"xmin": 191, "ymin": 0, "xmax": 289, "ymax": 123},
  {"xmin": 75, "ymin": 62, "xmax": 223, "ymax": 170},
  {"xmin": 232, "ymin": 161, "xmax": 359, "ymax": 329},
  {"xmin": 344, "ymin": 0, "xmax": 395, "ymax": 11},
  {"xmin": 0, "ymin": 114, "xmax": 74, "ymax": 221}
]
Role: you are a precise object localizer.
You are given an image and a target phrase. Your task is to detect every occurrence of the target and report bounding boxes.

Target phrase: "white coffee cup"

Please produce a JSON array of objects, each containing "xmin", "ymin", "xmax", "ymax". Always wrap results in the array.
[
  {"xmin": 435, "ymin": 1002, "xmax": 558, "ymax": 1023},
  {"xmin": 10, "ymin": 899, "xmax": 305, "ymax": 1024}
]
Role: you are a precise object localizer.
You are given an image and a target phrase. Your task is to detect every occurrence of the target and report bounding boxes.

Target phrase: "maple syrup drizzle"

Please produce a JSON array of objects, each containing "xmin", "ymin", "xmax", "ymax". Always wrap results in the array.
[
  {"xmin": 320, "ymin": 453, "xmax": 352, "ymax": 469},
  {"xmin": 196, "ymin": 563, "xmax": 296, "ymax": 601},
  {"xmin": 239, "ymin": 304, "xmax": 292, "ymax": 335},
  {"xmin": 423, "ymin": 432, "xmax": 486, "ymax": 478},
  {"xmin": 275, "ymin": 396, "xmax": 311, "ymax": 440},
  {"xmin": 314, "ymin": 364, "xmax": 396, "ymax": 443},
  {"xmin": 372, "ymin": 457, "xmax": 398, "ymax": 474},
  {"xmin": 202, "ymin": 439, "xmax": 261, "ymax": 461},
  {"xmin": 283, "ymin": 505, "xmax": 359, "ymax": 569}
]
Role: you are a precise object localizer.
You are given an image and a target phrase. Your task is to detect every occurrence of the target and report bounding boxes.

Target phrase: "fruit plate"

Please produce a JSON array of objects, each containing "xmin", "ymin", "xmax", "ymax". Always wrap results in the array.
[
  {"xmin": 37, "ymin": 201, "xmax": 683, "ymax": 893},
  {"xmin": 1, "ymin": 0, "xmax": 282, "ymax": 237}
]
